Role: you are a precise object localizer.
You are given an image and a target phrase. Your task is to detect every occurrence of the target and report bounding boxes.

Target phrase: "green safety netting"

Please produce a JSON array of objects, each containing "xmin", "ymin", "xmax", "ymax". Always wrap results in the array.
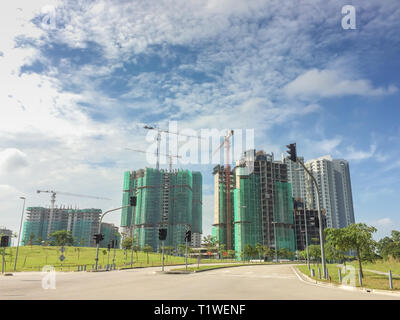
[
  {"xmin": 123, "ymin": 168, "xmax": 202, "ymax": 251},
  {"xmin": 273, "ymin": 181, "xmax": 296, "ymax": 252},
  {"xmin": 233, "ymin": 168, "xmax": 262, "ymax": 258}
]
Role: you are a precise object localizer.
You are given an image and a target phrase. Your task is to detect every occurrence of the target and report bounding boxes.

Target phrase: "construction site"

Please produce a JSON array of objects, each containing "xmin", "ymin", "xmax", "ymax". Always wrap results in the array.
[
  {"xmin": 121, "ymin": 168, "xmax": 202, "ymax": 251},
  {"xmin": 213, "ymin": 149, "xmax": 296, "ymax": 260},
  {"xmin": 21, "ymin": 207, "xmax": 113, "ymax": 247}
]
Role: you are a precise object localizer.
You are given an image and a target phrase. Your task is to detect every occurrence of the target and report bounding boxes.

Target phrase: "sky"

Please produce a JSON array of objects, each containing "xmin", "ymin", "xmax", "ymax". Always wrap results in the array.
[{"xmin": 0, "ymin": 0, "xmax": 399, "ymax": 242}]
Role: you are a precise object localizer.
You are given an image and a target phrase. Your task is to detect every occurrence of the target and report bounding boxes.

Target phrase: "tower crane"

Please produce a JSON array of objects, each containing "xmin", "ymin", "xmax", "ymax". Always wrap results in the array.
[
  {"xmin": 213, "ymin": 130, "xmax": 234, "ymax": 250},
  {"xmin": 36, "ymin": 190, "xmax": 111, "ymax": 239},
  {"xmin": 143, "ymin": 124, "xmax": 202, "ymax": 170},
  {"xmin": 125, "ymin": 148, "xmax": 182, "ymax": 172}
]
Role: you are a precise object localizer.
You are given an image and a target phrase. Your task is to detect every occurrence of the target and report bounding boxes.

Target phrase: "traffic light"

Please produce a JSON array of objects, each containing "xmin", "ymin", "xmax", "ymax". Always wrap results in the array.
[
  {"xmin": 107, "ymin": 243, "xmax": 111, "ymax": 250},
  {"xmin": 158, "ymin": 228, "xmax": 167, "ymax": 241},
  {"xmin": 130, "ymin": 196, "xmax": 137, "ymax": 206},
  {"xmin": 0, "ymin": 235, "xmax": 9, "ymax": 247},
  {"xmin": 184, "ymin": 230, "xmax": 191, "ymax": 243},
  {"xmin": 286, "ymin": 143, "xmax": 297, "ymax": 162},
  {"xmin": 93, "ymin": 233, "xmax": 104, "ymax": 244}
]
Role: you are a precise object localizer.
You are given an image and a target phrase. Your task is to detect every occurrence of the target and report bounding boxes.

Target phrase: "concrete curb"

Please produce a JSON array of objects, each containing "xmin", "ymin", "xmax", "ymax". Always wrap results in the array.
[{"xmin": 292, "ymin": 266, "xmax": 400, "ymax": 298}]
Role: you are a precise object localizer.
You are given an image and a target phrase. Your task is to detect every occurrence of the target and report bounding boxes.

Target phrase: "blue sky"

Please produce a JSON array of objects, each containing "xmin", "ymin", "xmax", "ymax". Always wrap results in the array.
[{"xmin": 0, "ymin": 0, "xmax": 399, "ymax": 241}]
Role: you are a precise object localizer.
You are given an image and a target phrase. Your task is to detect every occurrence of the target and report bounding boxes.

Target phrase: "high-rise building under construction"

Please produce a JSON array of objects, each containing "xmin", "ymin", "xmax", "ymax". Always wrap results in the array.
[
  {"xmin": 121, "ymin": 168, "xmax": 202, "ymax": 251},
  {"xmin": 213, "ymin": 150, "xmax": 296, "ymax": 259},
  {"xmin": 21, "ymin": 207, "xmax": 102, "ymax": 247}
]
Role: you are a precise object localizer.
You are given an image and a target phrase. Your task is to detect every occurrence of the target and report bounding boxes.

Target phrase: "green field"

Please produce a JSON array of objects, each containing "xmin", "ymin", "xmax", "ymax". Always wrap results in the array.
[
  {"xmin": 0, "ymin": 245, "xmax": 199, "ymax": 272},
  {"xmin": 296, "ymin": 263, "xmax": 400, "ymax": 291},
  {"xmin": 348, "ymin": 258, "xmax": 400, "ymax": 275}
]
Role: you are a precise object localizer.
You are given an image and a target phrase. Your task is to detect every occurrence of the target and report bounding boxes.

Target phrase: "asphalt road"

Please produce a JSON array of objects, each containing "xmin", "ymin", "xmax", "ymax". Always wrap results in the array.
[{"xmin": 0, "ymin": 264, "xmax": 399, "ymax": 300}]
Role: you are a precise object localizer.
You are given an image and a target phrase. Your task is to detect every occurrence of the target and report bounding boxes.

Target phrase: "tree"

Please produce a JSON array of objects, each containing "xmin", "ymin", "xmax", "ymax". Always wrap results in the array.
[
  {"xmin": 122, "ymin": 237, "xmax": 134, "ymax": 250},
  {"xmin": 49, "ymin": 230, "xmax": 74, "ymax": 246},
  {"xmin": 202, "ymin": 235, "xmax": 218, "ymax": 252},
  {"xmin": 377, "ymin": 230, "xmax": 400, "ymax": 260},
  {"xmin": 133, "ymin": 245, "xmax": 140, "ymax": 262},
  {"xmin": 227, "ymin": 250, "xmax": 236, "ymax": 260},
  {"xmin": 217, "ymin": 244, "xmax": 226, "ymax": 260},
  {"xmin": 325, "ymin": 223, "xmax": 377, "ymax": 278},
  {"xmin": 255, "ymin": 243, "xmax": 270, "ymax": 261},
  {"xmin": 177, "ymin": 244, "xmax": 186, "ymax": 257},
  {"xmin": 143, "ymin": 245, "xmax": 153, "ymax": 264},
  {"xmin": 307, "ymin": 245, "xmax": 321, "ymax": 263},
  {"xmin": 37, "ymin": 236, "xmax": 43, "ymax": 245},
  {"xmin": 243, "ymin": 244, "xmax": 257, "ymax": 261},
  {"xmin": 28, "ymin": 233, "xmax": 35, "ymax": 247}
]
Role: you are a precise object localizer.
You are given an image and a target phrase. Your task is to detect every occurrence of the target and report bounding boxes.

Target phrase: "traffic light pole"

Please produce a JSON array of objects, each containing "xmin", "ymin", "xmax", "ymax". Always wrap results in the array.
[
  {"xmin": 185, "ymin": 239, "xmax": 188, "ymax": 272},
  {"xmin": 297, "ymin": 160, "xmax": 327, "ymax": 279},
  {"xmin": 162, "ymin": 240, "xmax": 165, "ymax": 272},
  {"xmin": 95, "ymin": 205, "xmax": 129, "ymax": 271}
]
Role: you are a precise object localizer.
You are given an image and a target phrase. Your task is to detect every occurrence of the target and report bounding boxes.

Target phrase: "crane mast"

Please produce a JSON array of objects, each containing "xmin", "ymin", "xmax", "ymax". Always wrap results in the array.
[{"xmin": 213, "ymin": 130, "xmax": 234, "ymax": 250}]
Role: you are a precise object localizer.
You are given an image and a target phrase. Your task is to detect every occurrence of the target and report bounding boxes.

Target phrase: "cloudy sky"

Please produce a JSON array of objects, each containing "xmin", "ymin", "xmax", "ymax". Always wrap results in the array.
[{"xmin": 0, "ymin": 0, "xmax": 399, "ymax": 241}]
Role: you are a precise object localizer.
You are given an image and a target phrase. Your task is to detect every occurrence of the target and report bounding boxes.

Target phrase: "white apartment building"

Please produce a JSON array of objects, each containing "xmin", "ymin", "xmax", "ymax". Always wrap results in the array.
[
  {"xmin": 305, "ymin": 155, "xmax": 355, "ymax": 229},
  {"xmin": 283, "ymin": 155, "xmax": 307, "ymax": 201}
]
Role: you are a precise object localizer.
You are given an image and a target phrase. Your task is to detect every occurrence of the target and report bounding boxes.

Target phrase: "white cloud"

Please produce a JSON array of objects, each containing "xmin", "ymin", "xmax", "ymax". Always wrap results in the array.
[
  {"xmin": 346, "ymin": 144, "xmax": 377, "ymax": 161},
  {"xmin": 284, "ymin": 69, "xmax": 397, "ymax": 99},
  {"xmin": 368, "ymin": 217, "xmax": 399, "ymax": 240},
  {"xmin": 0, "ymin": 148, "xmax": 28, "ymax": 172}
]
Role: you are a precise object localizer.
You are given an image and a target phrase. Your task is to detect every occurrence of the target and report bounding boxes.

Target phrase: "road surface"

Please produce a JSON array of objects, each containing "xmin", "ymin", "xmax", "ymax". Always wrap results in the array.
[{"xmin": 0, "ymin": 264, "xmax": 399, "ymax": 300}]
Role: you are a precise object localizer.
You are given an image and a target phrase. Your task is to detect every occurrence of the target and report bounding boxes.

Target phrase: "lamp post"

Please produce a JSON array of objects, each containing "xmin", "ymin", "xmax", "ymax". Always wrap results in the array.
[{"xmin": 14, "ymin": 197, "xmax": 26, "ymax": 272}]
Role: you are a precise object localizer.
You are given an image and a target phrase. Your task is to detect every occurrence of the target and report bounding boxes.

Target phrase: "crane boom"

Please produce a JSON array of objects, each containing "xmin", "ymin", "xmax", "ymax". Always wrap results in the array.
[
  {"xmin": 125, "ymin": 147, "xmax": 182, "ymax": 172},
  {"xmin": 143, "ymin": 124, "xmax": 203, "ymax": 170}
]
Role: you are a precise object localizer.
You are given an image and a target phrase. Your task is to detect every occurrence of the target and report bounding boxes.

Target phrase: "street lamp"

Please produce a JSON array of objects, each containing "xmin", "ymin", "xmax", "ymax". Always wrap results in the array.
[{"xmin": 14, "ymin": 197, "xmax": 26, "ymax": 272}]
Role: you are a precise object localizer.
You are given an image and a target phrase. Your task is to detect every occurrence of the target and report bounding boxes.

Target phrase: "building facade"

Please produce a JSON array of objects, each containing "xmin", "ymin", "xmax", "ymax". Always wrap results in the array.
[
  {"xmin": 100, "ymin": 222, "xmax": 120, "ymax": 248},
  {"xmin": 121, "ymin": 168, "xmax": 202, "ymax": 251},
  {"xmin": 213, "ymin": 150, "xmax": 296, "ymax": 260},
  {"xmin": 293, "ymin": 200, "xmax": 326, "ymax": 251},
  {"xmin": 305, "ymin": 156, "xmax": 355, "ymax": 229},
  {"xmin": 21, "ymin": 207, "xmax": 101, "ymax": 247}
]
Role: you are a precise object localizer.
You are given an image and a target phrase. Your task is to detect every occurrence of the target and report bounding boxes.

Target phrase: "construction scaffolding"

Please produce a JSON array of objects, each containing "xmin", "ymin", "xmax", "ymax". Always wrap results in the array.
[
  {"xmin": 233, "ymin": 167, "xmax": 262, "ymax": 258},
  {"xmin": 122, "ymin": 168, "xmax": 202, "ymax": 251},
  {"xmin": 273, "ymin": 181, "xmax": 296, "ymax": 252},
  {"xmin": 214, "ymin": 150, "xmax": 296, "ymax": 260},
  {"xmin": 22, "ymin": 207, "xmax": 102, "ymax": 247}
]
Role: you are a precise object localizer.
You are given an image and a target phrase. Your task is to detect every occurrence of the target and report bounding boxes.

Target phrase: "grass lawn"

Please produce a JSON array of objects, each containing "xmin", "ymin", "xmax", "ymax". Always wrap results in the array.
[
  {"xmin": 296, "ymin": 263, "xmax": 400, "ymax": 291},
  {"xmin": 348, "ymin": 258, "xmax": 400, "ymax": 275},
  {"xmin": 0, "ymin": 245, "xmax": 197, "ymax": 272}
]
